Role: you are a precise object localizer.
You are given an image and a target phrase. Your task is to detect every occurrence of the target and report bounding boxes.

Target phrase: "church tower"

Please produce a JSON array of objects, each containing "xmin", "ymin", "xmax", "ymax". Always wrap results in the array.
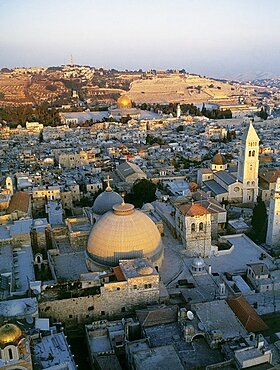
[
  {"xmin": 266, "ymin": 176, "xmax": 280, "ymax": 248},
  {"xmin": 237, "ymin": 121, "xmax": 259, "ymax": 202}
]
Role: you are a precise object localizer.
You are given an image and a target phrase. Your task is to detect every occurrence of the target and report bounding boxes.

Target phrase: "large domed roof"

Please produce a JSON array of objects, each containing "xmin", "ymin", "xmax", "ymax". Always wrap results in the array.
[
  {"xmin": 0, "ymin": 323, "xmax": 22, "ymax": 345},
  {"xmin": 92, "ymin": 188, "xmax": 122, "ymax": 215},
  {"xmin": 117, "ymin": 95, "xmax": 132, "ymax": 109},
  {"xmin": 213, "ymin": 151, "xmax": 227, "ymax": 165},
  {"xmin": 87, "ymin": 203, "xmax": 163, "ymax": 267}
]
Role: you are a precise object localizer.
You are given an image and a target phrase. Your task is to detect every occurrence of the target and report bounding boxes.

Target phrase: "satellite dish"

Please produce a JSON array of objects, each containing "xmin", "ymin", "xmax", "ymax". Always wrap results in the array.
[{"xmin": 187, "ymin": 310, "xmax": 194, "ymax": 320}]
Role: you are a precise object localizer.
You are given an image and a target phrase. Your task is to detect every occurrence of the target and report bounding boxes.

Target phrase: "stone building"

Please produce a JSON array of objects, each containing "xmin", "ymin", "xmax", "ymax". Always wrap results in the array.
[
  {"xmin": 175, "ymin": 203, "xmax": 212, "ymax": 257},
  {"xmin": 197, "ymin": 121, "xmax": 260, "ymax": 204},
  {"xmin": 259, "ymin": 169, "xmax": 280, "ymax": 203},
  {"xmin": 6, "ymin": 192, "xmax": 31, "ymax": 220},
  {"xmin": 266, "ymin": 176, "xmax": 280, "ymax": 249},
  {"xmin": 115, "ymin": 161, "xmax": 147, "ymax": 185},
  {"xmin": 237, "ymin": 121, "xmax": 259, "ymax": 203},
  {"xmin": 39, "ymin": 258, "xmax": 160, "ymax": 328}
]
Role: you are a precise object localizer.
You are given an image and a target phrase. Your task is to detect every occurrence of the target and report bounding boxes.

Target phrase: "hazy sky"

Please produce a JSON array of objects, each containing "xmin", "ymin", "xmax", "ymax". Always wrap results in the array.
[{"xmin": 1, "ymin": 0, "xmax": 280, "ymax": 78}]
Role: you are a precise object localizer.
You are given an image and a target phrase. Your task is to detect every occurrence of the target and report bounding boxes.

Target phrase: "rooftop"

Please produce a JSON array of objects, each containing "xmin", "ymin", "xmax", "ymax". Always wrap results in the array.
[
  {"xmin": 192, "ymin": 300, "xmax": 247, "ymax": 340},
  {"xmin": 33, "ymin": 332, "xmax": 76, "ymax": 370}
]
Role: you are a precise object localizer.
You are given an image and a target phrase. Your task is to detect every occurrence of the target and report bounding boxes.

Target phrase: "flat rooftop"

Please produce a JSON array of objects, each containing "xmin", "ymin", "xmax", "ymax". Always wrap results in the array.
[
  {"xmin": 133, "ymin": 344, "xmax": 184, "ymax": 370},
  {"xmin": 205, "ymin": 234, "xmax": 274, "ymax": 274},
  {"xmin": 14, "ymin": 246, "xmax": 35, "ymax": 293},
  {"xmin": 52, "ymin": 251, "xmax": 88, "ymax": 280},
  {"xmin": 0, "ymin": 297, "xmax": 37, "ymax": 318},
  {"xmin": 192, "ymin": 300, "xmax": 247, "ymax": 340},
  {"xmin": 33, "ymin": 332, "xmax": 76, "ymax": 370}
]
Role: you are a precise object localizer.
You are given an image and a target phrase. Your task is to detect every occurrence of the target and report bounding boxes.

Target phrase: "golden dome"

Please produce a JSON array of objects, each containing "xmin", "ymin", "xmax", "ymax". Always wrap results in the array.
[
  {"xmin": 87, "ymin": 203, "xmax": 163, "ymax": 267},
  {"xmin": 0, "ymin": 323, "xmax": 22, "ymax": 345},
  {"xmin": 117, "ymin": 95, "xmax": 132, "ymax": 109}
]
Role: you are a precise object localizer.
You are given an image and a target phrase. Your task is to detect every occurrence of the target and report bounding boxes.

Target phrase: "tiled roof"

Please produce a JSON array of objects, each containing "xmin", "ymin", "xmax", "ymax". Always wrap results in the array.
[
  {"xmin": 179, "ymin": 203, "xmax": 210, "ymax": 216},
  {"xmin": 215, "ymin": 170, "xmax": 237, "ymax": 185},
  {"xmin": 259, "ymin": 170, "xmax": 280, "ymax": 184},
  {"xmin": 203, "ymin": 180, "xmax": 228, "ymax": 195},
  {"xmin": 227, "ymin": 295, "xmax": 268, "ymax": 333},
  {"xmin": 7, "ymin": 192, "xmax": 30, "ymax": 214}
]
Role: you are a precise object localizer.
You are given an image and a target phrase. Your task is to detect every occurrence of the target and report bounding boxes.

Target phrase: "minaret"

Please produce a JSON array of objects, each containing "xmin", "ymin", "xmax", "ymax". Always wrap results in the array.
[
  {"xmin": 237, "ymin": 121, "xmax": 259, "ymax": 202},
  {"xmin": 266, "ymin": 176, "xmax": 280, "ymax": 248},
  {"xmin": 70, "ymin": 54, "xmax": 74, "ymax": 66}
]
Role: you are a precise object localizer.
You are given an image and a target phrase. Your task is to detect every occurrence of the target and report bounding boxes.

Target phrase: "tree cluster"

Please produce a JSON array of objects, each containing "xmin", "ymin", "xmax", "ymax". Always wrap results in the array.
[
  {"xmin": 0, "ymin": 105, "xmax": 62, "ymax": 127},
  {"xmin": 146, "ymin": 134, "xmax": 165, "ymax": 145},
  {"xmin": 125, "ymin": 179, "xmax": 157, "ymax": 208},
  {"xmin": 251, "ymin": 196, "xmax": 267, "ymax": 243},
  {"xmin": 257, "ymin": 107, "xmax": 268, "ymax": 120}
]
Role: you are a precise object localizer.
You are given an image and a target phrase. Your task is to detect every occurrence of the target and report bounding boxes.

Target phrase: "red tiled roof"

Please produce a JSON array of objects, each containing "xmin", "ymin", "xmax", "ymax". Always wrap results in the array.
[
  {"xmin": 179, "ymin": 203, "xmax": 210, "ymax": 216},
  {"xmin": 259, "ymin": 170, "xmax": 280, "ymax": 183},
  {"xmin": 227, "ymin": 296, "xmax": 268, "ymax": 333},
  {"xmin": 7, "ymin": 192, "xmax": 30, "ymax": 214}
]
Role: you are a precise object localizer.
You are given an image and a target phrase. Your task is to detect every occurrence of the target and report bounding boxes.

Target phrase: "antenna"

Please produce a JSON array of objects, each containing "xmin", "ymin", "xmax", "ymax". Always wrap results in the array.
[
  {"xmin": 70, "ymin": 54, "xmax": 74, "ymax": 66},
  {"xmin": 187, "ymin": 310, "xmax": 194, "ymax": 320}
]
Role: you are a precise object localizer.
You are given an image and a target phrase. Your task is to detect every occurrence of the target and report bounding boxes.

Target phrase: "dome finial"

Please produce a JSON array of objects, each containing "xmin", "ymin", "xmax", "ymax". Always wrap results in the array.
[
  {"xmin": 121, "ymin": 192, "xmax": 126, "ymax": 206},
  {"xmin": 105, "ymin": 175, "xmax": 113, "ymax": 191}
]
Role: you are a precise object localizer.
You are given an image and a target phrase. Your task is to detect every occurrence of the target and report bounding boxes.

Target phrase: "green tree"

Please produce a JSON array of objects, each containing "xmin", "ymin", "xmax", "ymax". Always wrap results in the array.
[
  {"xmin": 176, "ymin": 125, "xmax": 184, "ymax": 132},
  {"xmin": 126, "ymin": 179, "xmax": 157, "ymax": 208},
  {"xmin": 258, "ymin": 108, "xmax": 268, "ymax": 120},
  {"xmin": 251, "ymin": 196, "xmax": 267, "ymax": 243}
]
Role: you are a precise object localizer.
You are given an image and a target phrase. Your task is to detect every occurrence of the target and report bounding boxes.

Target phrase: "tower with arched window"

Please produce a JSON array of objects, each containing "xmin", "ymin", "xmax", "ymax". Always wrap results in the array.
[
  {"xmin": 237, "ymin": 121, "xmax": 259, "ymax": 202},
  {"xmin": 175, "ymin": 203, "xmax": 212, "ymax": 257}
]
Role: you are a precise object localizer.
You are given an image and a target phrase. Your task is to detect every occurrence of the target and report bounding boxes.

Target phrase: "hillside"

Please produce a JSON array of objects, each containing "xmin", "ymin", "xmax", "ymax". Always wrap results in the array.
[{"xmin": 126, "ymin": 73, "xmax": 257, "ymax": 105}]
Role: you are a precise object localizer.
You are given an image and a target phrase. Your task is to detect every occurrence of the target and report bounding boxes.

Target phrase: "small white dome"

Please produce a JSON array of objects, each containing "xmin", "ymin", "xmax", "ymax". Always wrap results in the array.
[{"xmin": 192, "ymin": 257, "xmax": 205, "ymax": 269}]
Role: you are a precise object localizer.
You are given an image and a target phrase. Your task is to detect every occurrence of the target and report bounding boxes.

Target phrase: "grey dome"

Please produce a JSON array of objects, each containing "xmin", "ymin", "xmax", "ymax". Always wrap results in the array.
[
  {"xmin": 92, "ymin": 188, "xmax": 122, "ymax": 215},
  {"xmin": 192, "ymin": 257, "xmax": 205, "ymax": 269}
]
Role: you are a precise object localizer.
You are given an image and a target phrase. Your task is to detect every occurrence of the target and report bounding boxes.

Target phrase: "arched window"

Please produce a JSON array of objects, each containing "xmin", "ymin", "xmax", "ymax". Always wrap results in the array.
[
  {"xmin": 252, "ymin": 150, "xmax": 255, "ymax": 157},
  {"xmin": 8, "ymin": 348, "xmax": 13, "ymax": 360},
  {"xmin": 249, "ymin": 150, "xmax": 251, "ymax": 157},
  {"xmin": 199, "ymin": 222, "xmax": 204, "ymax": 231},
  {"xmin": 191, "ymin": 223, "xmax": 195, "ymax": 232}
]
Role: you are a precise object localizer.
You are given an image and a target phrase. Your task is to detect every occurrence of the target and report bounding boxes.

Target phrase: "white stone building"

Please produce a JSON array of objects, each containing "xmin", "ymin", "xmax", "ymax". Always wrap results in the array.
[
  {"xmin": 266, "ymin": 176, "xmax": 280, "ymax": 248},
  {"xmin": 175, "ymin": 203, "xmax": 212, "ymax": 257}
]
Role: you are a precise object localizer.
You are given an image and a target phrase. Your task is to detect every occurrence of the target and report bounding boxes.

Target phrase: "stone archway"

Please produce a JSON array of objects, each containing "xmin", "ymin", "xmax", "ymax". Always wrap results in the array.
[{"xmin": 191, "ymin": 333, "xmax": 205, "ymax": 341}]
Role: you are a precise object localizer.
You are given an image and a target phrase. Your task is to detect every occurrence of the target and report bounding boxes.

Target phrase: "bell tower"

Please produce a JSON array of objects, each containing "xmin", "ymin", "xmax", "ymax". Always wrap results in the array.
[{"xmin": 237, "ymin": 121, "xmax": 259, "ymax": 202}]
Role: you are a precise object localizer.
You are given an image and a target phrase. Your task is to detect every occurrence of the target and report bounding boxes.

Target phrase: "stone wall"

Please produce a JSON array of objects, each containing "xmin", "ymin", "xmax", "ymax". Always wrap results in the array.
[{"xmin": 39, "ymin": 275, "xmax": 160, "ymax": 328}]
